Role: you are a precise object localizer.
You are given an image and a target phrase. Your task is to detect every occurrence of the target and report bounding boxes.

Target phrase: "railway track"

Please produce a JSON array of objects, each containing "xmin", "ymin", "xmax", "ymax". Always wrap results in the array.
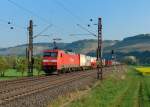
[
  {"xmin": 0, "ymin": 65, "xmax": 120, "ymax": 94},
  {"xmin": 0, "ymin": 65, "xmax": 125, "ymax": 106},
  {"xmin": 0, "ymin": 70, "xmax": 96, "ymax": 105},
  {"xmin": 0, "ymin": 65, "xmax": 115, "ymax": 88},
  {"xmin": 0, "ymin": 71, "xmax": 92, "ymax": 95},
  {"xmin": 0, "ymin": 76, "xmax": 46, "ymax": 87}
]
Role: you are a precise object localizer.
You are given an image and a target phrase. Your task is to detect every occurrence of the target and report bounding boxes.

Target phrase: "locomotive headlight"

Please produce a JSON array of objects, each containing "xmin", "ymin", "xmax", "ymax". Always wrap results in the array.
[
  {"xmin": 50, "ymin": 60, "xmax": 57, "ymax": 62},
  {"xmin": 43, "ymin": 60, "xmax": 49, "ymax": 62},
  {"xmin": 43, "ymin": 60, "xmax": 57, "ymax": 62}
]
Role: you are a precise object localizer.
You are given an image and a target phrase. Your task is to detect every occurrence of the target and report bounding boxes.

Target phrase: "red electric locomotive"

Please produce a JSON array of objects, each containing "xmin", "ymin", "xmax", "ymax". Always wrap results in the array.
[
  {"xmin": 42, "ymin": 48, "xmax": 118, "ymax": 74},
  {"xmin": 42, "ymin": 49, "xmax": 80, "ymax": 74}
]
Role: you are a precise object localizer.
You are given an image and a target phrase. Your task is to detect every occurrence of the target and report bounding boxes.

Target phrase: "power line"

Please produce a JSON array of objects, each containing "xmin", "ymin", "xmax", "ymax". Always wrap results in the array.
[
  {"xmin": 52, "ymin": 0, "xmax": 85, "ymax": 24},
  {"xmin": 0, "ymin": 18, "xmax": 26, "ymax": 29},
  {"xmin": 0, "ymin": 18, "xmax": 8, "ymax": 23},
  {"xmin": 70, "ymin": 34, "xmax": 95, "ymax": 36},
  {"xmin": 34, "ymin": 24, "xmax": 53, "ymax": 36},
  {"xmin": 52, "ymin": 0, "xmax": 97, "ymax": 38},
  {"xmin": 7, "ymin": 0, "xmax": 57, "ymax": 37},
  {"xmin": 77, "ymin": 24, "xmax": 97, "ymax": 37},
  {"xmin": 7, "ymin": 0, "xmax": 51, "ymax": 24},
  {"xmin": 7, "ymin": 0, "xmax": 67, "ymax": 36}
]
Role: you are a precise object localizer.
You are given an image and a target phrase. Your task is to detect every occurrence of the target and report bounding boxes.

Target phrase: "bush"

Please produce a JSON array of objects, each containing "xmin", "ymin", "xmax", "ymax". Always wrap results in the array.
[
  {"xmin": 34, "ymin": 57, "xmax": 42, "ymax": 76},
  {"xmin": 0, "ymin": 56, "xmax": 9, "ymax": 77},
  {"xmin": 16, "ymin": 57, "xmax": 27, "ymax": 76}
]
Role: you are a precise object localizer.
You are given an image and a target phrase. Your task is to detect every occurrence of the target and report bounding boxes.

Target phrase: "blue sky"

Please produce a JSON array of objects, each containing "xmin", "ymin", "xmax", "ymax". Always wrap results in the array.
[{"xmin": 0, "ymin": 0, "xmax": 150, "ymax": 47}]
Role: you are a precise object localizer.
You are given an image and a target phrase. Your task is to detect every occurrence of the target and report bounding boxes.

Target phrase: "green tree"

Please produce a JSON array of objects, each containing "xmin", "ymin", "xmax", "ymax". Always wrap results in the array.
[
  {"xmin": 34, "ymin": 57, "xmax": 42, "ymax": 76},
  {"xmin": 123, "ymin": 56, "xmax": 138, "ymax": 65},
  {"xmin": 0, "ymin": 56, "xmax": 9, "ymax": 77},
  {"xmin": 16, "ymin": 57, "xmax": 27, "ymax": 76},
  {"xmin": 6, "ymin": 56, "xmax": 17, "ymax": 69}
]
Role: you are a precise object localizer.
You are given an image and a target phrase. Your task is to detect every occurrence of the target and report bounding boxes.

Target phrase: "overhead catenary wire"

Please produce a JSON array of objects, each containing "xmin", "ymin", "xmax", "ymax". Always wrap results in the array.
[
  {"xmin": 52, "ymin": 0, "xmax": 96, "ymax": 37},
  {"xmin": 7, "ymin": 0, "xmax": 95, "ymax": 40},
  {"xmin": 7, "ymin": 0, "xmax": 69, "ymax": 38},
  {"xmin": 53, "ymin": 0, "xmax": 95, "ymax": 30},
  {"xmin": 53, "ymin": 0, "xmax": 90, "ymax": 30},
  {"xmin": 0, "ymin": 18, "xmax": 9, "ymax": 23},
  {"xmin": 0, "ymin": 18, "xmax": 26, "ymax": 29},
  {"xmin": 7, "ymin": 0, "xmax": 56, "ymax": 38},
  {"xmin": 52, "ymin": 0, "xmax": 84, "ymax": 24},
  {"xmin": 70, "ymin": 34, "xmax": 95, "ymax": 36},
  {"xmin": 34, "ymin": 24, "xmax": 53, "ymax": 37},
  {"xmin": 77, "ymin": 24, "xmax": 97, "ymax": 37},
  {"xmin": 7, "ymin": 0, "xmax": 51, "ymax": 24}
]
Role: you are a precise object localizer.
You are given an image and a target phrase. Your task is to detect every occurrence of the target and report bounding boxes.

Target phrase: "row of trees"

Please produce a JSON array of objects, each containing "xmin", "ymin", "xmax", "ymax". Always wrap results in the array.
[
  {"xmin": 0, "ymin": 56, "xmax": 42, "ymax": 77},
  {"xmin": 122, "ymin": 56, "xmax": 138, "ymax": 65}
]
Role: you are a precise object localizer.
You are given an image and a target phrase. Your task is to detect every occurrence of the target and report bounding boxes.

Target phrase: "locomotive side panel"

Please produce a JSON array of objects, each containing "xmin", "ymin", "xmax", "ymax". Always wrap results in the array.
[{"xmin": 57, "ymin": 51, "xmax": 80, "ymax": 70}]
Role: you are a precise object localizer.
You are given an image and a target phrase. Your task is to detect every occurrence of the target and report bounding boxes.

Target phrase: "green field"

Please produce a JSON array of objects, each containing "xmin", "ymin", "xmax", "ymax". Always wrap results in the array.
[
  {"xmin": 50, "ymin": 67, "xmax": 150, "ymax": 107},
  {"xmin": 0, "ymin": 69, "xmax": 45, "ymax": 81}
]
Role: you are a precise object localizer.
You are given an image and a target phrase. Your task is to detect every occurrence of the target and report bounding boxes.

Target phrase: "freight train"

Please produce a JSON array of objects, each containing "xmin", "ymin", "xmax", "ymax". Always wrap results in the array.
[{"xmin": 42, "ymin": 49, "xmax": 114, "ymax": 74}]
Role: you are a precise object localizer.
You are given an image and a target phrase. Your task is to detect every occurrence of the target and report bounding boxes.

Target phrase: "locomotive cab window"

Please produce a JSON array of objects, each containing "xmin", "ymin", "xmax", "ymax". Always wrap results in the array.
[
  {"xmin": 60, "ymin": 53, "xmax": 63, "ymax": 57},
  {"xmin": 43, "ymin": 52, "xmax": 58, "ymax": 58}
]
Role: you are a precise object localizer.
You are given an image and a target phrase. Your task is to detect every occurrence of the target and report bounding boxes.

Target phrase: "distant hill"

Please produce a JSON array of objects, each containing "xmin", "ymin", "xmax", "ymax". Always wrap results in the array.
[
  {"xmin": 0, "ymin": 34, "xmax": 150, "ymax": 57},
  {"xmin": 104, "ymin": 34, "xmax": 150, "ymax": 53},
  {"xmin": 0, "ymin": 39, "xmax": 118, "ymax": 56},
  {"xmin": 0, "ymin": 43, "xmax": 69, "ymax": 56},
  {"xmin": 64, "ymin": 39, "xmax": 118, "ymax": 54}
]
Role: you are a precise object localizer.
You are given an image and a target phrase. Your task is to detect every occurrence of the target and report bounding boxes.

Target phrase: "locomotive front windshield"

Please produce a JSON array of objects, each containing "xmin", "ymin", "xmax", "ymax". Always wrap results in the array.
[{"xmin": 43, "ymin": 52, "xmax": 58, "ymax": 58}]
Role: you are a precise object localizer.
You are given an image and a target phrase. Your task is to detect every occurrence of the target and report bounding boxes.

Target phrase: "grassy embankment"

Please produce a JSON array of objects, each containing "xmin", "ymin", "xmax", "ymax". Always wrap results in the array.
[
  {"xmin": 0, "ymin": 69, "xmax": 45, "ymax": 81},
  {"xmin": 49, "ymin": 66, "xmax": 150, "ymax": 107}
]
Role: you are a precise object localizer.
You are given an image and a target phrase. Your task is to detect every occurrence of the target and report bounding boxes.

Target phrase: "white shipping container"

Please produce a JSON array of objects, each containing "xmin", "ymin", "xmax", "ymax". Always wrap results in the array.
[
  {"xmin": 80, "ymin": 55, "xmax": 94, "ymax": 67},
  {"xmin": 85, "ymin": 56, "xmax": 91, "ymax": 66},
  {"xmin": 90, "ymin": 57, "xmax": 96, "ymax": 63},
  {"xmin": 79, "ymin": 54, "xmax": 86, "ymax": 66}
]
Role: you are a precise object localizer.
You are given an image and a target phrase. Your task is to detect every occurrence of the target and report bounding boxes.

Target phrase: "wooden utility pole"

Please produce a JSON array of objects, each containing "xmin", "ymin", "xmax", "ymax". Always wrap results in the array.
[
  {"xmin": 27, "ymin": 20, "xmax": 33, "ymax": 76},
  {"xmin": 97, "ymin": 18, "xmax": 103, "ymax": 79}
]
